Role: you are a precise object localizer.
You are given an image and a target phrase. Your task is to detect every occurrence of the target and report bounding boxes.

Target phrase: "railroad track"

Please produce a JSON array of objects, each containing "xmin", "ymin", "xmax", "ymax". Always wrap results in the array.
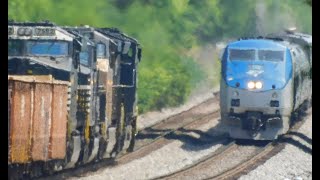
[
  {"xmin": 39, "ymin": 93, "xmax": 223, "ymax": 179},
  {"xmin": 40, "ymin": 93, "xmax": 310, "ymax": 180},
  {"xmin": 151, "ymin": 139, "xmax": 268, "ymax": 180},
  {"xmin": 152, "ymin": 107, "xmax": 310, "ymax": 180},
  {"xmin": 211, "ymin": 112, "xmax": 309, "ymax": 180}
]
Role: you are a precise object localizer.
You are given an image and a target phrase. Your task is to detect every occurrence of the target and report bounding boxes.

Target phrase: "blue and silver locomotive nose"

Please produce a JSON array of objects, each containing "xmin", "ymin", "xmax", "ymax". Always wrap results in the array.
[
  {"xmin": 219, "ymin": 31, "xmax": 312, "ymax": 140},
  {"xmin": 220, "ymin": 39, "xmax": 293, "ymax": 113},
  {"xmin": 219, "ymin": 39, "xmax": 295, "ymax": 140},
  {"xmin": 222, "ymin": 39, "xmax": 292, "ymax": 92}
]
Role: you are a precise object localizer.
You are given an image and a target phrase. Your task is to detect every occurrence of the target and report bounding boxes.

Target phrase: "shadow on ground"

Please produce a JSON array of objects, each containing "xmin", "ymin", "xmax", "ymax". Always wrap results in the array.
[
  {"xmin": 136, "ymin": 118, "xmax": 231, "ymax": 152},
  {"xmin": 279, "ymin": 131, "xmax": 312, "ymax": 155}
]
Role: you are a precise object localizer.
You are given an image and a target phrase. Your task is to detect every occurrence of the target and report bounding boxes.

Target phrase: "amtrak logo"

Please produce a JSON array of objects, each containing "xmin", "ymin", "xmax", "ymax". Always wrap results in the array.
[{"xmin": 246, "ymin": 65, "xmax": 264, "ymax": 77}]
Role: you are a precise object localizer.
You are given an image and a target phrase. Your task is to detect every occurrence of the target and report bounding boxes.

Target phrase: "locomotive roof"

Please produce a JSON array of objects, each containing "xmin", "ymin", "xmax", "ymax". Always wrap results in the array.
[
  {"xmin": 66, "ymin": 29, "xmax": 95, "ymax": 47},
  {"xmin": 230, "ymin": 31, "xmax": 312, "ymax": 50},
  {"xmin": 96, "ymin": 28, "xmax": 140, "ymax": 45},
  {"xmin": 64, "ymin": 26, "xmax": 114, "ymax": 39},
  {"xmin": 8, "ymin": 20, "xmax": 55, "ymax": 27},
  {"xmin": 8, "ymin": 20, "xmax": 76, "ymax": 40},
  {"xmin": 284, "ymin": 33, "xmax": 312, "ymax": 47},
  {"xmin": 8, "ymin": 21, "xmax": 140, "ymax": 46},
  {"xmin": 228, "ymin": 39, "xmax": 286, "ymax": 50}
]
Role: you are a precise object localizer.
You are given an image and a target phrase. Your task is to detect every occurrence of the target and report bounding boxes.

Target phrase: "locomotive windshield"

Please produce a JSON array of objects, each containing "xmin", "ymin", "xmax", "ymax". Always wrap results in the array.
[
  {"xmin": 8, "ymin": 40, "xmax": 23, "ymax": 56},
  {"xmin": 229, "ymin": 49, "xmax": 255, "ymax": 61},
  {"xmin": 229, "ymin": 49, "xmax": 284, "ymax": 62},
  {"xmin": 80, "ymin": 52, "xmax": 89, "ymax": 66},
  {"xmin": 26, "ymin": 41, "xmax": 68, "ymax": 56},
  {"xmin": 96, "ymin": 43, "xmax": 106, "ymax": 58},
  {"xmin": 258, "ymin": 50, "xmax": 284, "ymax": 62},
  {"xmin": 8, "ymin": 39, "xmax": 69, "ymax": 56}
]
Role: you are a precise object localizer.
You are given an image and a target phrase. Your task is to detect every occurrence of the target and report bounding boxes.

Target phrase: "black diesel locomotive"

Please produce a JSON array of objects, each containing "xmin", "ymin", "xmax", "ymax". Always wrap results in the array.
[{"xmin": 8, "ymin": 21, "xmax": 141, "ymax": 178}]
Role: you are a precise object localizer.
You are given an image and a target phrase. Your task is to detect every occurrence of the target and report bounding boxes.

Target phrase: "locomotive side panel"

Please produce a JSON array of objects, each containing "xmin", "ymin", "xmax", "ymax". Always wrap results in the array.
[{"xmin": 290, "ymin": 44, "xmax": 312, "ymax": 111}]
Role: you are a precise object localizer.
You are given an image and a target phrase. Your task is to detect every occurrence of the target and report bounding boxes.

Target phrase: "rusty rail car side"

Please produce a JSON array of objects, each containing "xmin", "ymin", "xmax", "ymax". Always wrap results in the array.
[{"xmin": 8, "ymin": 75, "xmax": 69, "ymax": 164}]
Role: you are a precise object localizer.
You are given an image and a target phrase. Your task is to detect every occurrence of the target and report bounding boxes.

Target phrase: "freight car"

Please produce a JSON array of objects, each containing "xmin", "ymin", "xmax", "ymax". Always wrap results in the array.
[
  {"xmin": 8, "ymin": 21, "xmax": 142, "ymax": 179},
  {"xmin": 219, "ymin": 29, "xmax": 312, "ymax": 140}
]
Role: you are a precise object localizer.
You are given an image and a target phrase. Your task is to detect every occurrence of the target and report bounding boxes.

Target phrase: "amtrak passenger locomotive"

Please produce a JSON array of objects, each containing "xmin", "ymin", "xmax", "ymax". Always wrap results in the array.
[{"xmin": 219, "ymin": 29, "xmax": 312, "ymax": 140}]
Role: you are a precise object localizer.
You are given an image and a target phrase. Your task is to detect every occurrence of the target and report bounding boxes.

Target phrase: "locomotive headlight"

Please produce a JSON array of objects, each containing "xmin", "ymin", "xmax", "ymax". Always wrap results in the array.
[
  {"xmin": 17, "ymin": 28, "xmax": 25, "ymax": 35},
  {"xmin": 17, "ymin": 28, "xmax": 32, "ymax": 36},
  {"xmin": 255, "ymin": 81, "xmax": 263, "ymax": 89},
  {"xmin": 247, "ymin": 81, "xmax": 255, "ymax": 89},
  {"xmin": 24, "ymin": 28, "xmax": 32, "ymax": 36},
  {"xmin": 227, "ymin": 76, "xmax": 233, "ymax": 81}
]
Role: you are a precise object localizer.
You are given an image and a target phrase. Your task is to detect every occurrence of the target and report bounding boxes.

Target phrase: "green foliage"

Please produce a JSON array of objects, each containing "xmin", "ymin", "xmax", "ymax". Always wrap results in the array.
[
  {"xmin": 8, "ymin": 0, "xmax": 311, "ymax": 113},
  {"xmin": 138, "ymin": 54, "xmax": 205, "ymax": 113},
  {"xmin": 254, "ymin": 0, "xmax": 312, "ymax": 35},
  {"xmin": 305, "ymin": 0, "xmax": 312, "ymax": 6},
  {"xmin": 218, "ymin": 0, "xmax": 257, "ymax": 37}
]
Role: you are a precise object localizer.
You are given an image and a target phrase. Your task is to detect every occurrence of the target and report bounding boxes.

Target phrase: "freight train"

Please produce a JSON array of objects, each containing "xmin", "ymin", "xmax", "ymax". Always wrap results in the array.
[
  {"xmin": 8, "ymin": 20, "xmax": 142, "ymax": 179},
  {"xmin": 219, "ymin": 29, "xmax": 312, "ymax": 140}
]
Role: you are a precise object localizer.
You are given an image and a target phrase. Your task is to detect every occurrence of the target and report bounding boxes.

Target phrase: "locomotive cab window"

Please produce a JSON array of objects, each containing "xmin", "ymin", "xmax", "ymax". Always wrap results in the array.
[
  {"xmin": 80, "ymin": 51, "xmax": 89, "ymax": 66},
  {"xmin": 8, "ymin": 40, "xmax": 23, "ymax": 56},
  {"xmin": 128, "ymin": 47, "xmax": 133, "ymax": 58},
  {"xmin": 258, "ymin": 50, "xmax": 284, "ymax": 62},
  {"xmin": 96, "ymin": 43, "xmax": 106, "ymax": 58},
  {"xmin": 26, "ymin": 40, "xmax": 69, "ymax": 56},
  {"xmin": 80, "ymin": 43, "xmax": 94, "ymax": 66},
  {"xmin": 9, "ymin": 40, "xmax": 70, "ymax": 57},
  {"xmin": 229, "ymin": 49, "xmax": 255, "ymax": 61}
]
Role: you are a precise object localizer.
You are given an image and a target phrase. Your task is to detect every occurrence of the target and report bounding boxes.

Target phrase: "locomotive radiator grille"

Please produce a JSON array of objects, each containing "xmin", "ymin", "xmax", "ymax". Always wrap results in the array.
[{"xmin": 77, "ymin": 86, "xmax": 92, "ymax": 116}]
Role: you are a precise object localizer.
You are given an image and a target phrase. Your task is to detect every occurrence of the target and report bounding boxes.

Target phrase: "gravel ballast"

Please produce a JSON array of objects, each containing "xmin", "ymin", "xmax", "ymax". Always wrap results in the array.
[
  {"xmin": 137, "ymin": 88, "xmax": 218, "ymax": 130},
  {"xmin": 239, "ymin": 109, "xmax": 312, "ymax": 180},
  {"xmin": 69, "ymin": 111, "xmax": 224, "ymax": 180},
  {"xmin": 67, "ymin": 94, "xmax": 311, "ymax": 180}
]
